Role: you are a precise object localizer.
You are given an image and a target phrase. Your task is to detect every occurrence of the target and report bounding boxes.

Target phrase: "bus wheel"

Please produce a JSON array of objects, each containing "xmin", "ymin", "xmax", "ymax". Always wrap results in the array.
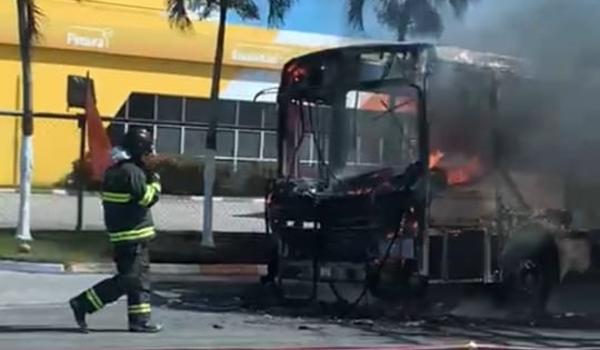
[{"xmin": 498, "ymin": 232, "xmax": 559, "ymax": 317}]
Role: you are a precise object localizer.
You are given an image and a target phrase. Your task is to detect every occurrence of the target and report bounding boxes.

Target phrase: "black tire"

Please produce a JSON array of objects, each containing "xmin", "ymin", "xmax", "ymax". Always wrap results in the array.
[
  {"xmin": 498, "ymin": 226, "xmax": 560, "ymax": 316},
  {"xmin": 261, "ymin": 236, "xmax": 279, "ymax": 285}
]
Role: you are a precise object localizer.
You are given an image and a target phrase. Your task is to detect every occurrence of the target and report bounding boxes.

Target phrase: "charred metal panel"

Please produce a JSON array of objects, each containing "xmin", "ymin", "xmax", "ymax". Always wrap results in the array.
[
  {"xmin": 428, "ymin": 229, "xmax": 495, "ymax": 281},
  {"xmin": 447, "ymin": 230, "xmax": 485, "ymax": 280},
  {"xmin": 429, "ymin": 235, "xmax": 443, "ymax": 279}
]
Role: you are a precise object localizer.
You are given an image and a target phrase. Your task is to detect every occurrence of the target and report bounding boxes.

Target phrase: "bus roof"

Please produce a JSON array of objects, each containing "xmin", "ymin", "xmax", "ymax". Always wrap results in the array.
[{"xmin": 283, "ymin": 42, "xmax": 530, "ymax": 77}]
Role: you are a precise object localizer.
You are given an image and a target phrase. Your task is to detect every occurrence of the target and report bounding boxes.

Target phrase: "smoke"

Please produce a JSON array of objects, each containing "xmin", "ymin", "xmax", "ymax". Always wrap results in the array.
[
  {"xmin": 438, "ymin": 1, "xmax": 600, "ymax": 132},
  {"xmin": 440, "ymin": 0, "xmax": 600, "ymax": 78},
  {"xmin": 427, "ymin": 1, "xmax": 600, "ymax": 225}
]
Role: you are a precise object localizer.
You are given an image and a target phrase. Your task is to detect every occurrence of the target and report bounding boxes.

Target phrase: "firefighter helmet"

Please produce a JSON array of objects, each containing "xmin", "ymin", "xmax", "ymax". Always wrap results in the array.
[{"xmin": 122, "ymin": 128, "xmax": 154, "ymax": 159}]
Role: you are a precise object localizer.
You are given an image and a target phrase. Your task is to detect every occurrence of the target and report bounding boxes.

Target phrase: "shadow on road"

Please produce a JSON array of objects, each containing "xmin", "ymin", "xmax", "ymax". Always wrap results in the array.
[
  {"xmin": 368, "ymin": 315, "xmax": 600, "ymax": 348},
  {"xmin": 151, "ymin": 277, "xmax": 600, "ymax": 348},
  {"xmin": 153, "ymin": 278, "xmax": 367, "ymax": 317},
  {"xmin": 0, "ymin": 325, "xmax": 80, "ymax": 334},
  {"xmin": 0, "ymin": 325, "xmax": 127, "ymax": 334}
]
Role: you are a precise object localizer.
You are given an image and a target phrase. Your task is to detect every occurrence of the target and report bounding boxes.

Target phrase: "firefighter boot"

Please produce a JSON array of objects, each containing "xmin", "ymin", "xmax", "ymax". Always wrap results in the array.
[
  {"xmin": 69, "ymin": 298, "xmax": 89, "ymax": 333},
  {"xmin": 129, "ymin": 322, "xmax": 163, "ymax": 333}
]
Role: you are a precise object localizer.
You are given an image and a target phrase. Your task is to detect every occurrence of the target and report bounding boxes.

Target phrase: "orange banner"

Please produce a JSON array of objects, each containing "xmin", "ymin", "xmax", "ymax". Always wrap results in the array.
[{"xmin": 85, "ymin": 84, "xmax": 112, "ymax": 181}]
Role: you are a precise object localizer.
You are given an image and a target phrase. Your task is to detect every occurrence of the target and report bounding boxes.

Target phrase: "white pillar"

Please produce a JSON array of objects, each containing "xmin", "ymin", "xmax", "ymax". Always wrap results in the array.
[{"xmin": 16, "ymin": 135, "xmax": 33, "ymax": 243}]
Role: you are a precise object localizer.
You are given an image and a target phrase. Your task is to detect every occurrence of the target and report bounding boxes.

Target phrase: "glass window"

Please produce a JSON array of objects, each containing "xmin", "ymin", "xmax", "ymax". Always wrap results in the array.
[
  {"xmin": 356, "ymin": 110, "xmax": 378, "ymax": 134},
  {"xmin": 312, "ymin": 106, "xmax": 332, "ymax": 134},
  {"xmin": 107, "ymin": 123, "xmax": 125, "ymax": 146},
  {"xmin": 348, "ymin": 139, "xmax": 358, "ymax": 163},
  {"xmin": 360, "ymin": 136, "xmax": 380, "ymax": 164},
  {"xmin": 128, "ymin": 93, "xmax": 155, "ymax": 120},
  {"xmin": 263, "ymin": 104, "xmax": 277, "ymax": 129},
  {"xmin": 238, "ymin": 131, "xmax": 260, "ymax": 158},
  {"xmin": 157, "ymin": 95, "xmax": 182, "ymax": 121},
  {"xmin": 263, "ymin": 132, "xmax": 277, "ymax": 159},
  {"xmin": 184, "ymin": 128, "xmax": 206, "ymax": 156},
  {"xmin": 185, "ymin": 99, "xmax": 236, "ymax": 125},
  {"xmin": 156, "ymin": 127, "xmax": 181, "ymax": 154},
  {"xmin": 299, "ymin": 134, "xmax": 311, "ymax": 161},
  {"xmin": 383, "ymin": 138, "xmax": 404, "ymax": 165},
  {"xmin": 310, "ymin": 134, "xmax": 328, "ymax": 163},
  {"xmin": 108, "ymin": 102, "xmax": 127, "ymax": 145},
  {"xmin": 216, "ymin": 130, "xmax": 235, "ymax": 157},
  {"xmin": 185, "ymin": 98, "xmax": 211, "ymax": 124},
  {"xmin": 238, "ymin": 101, "xmax": 263, "ymax": 128},
  {"xmin": 114, "ymin": 102, "xmax": 127, "ymax": 118},
  {"xmin": 216, "ymin": 100, "xmax": 236, "ymax": 125}
]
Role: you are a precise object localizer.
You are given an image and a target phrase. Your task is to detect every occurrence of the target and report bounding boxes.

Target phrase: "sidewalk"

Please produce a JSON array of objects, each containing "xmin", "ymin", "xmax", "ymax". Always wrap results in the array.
[
  {"xmin": 0, "ymin": 228, "xmax": 273, "ymax": 270},
  {"xmin": 0, "ymin": 259, "xmax": 267, "ymax": 275},
  {"xmin": 0, "ymin": 191, "xmax": 265, "ymax": 232}
]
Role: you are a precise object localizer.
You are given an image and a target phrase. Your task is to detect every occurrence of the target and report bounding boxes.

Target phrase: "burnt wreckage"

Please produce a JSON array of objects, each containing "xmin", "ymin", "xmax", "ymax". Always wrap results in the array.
[{"xmin": 261, "ymin": 43, "xmax": 599, "ymax": 313}]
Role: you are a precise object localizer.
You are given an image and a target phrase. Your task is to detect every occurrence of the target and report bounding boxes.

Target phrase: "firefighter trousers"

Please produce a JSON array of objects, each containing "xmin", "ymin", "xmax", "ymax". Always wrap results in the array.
[{"xmin": 73, "ymin": 241, "xmax": 152, "ymax": 325}]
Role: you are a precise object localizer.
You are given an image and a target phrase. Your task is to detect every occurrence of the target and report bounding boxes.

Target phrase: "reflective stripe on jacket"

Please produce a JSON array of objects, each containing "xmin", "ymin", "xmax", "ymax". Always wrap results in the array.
[{"xmin": 101, "ymin": 161, "xmax": 160, "ymax": 244}]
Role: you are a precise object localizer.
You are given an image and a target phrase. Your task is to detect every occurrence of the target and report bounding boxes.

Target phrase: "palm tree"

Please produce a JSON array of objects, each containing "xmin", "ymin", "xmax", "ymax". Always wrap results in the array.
[
  {"xmin": 348, "ymin": 0, "xmax": 471, "ymax": 41},
  {"xmin": 15, "ymin": 0, "xmax": 42, "ymax": 251},
  {"xmin": 167, "ymin": 0, "xmax": 296, "ymax": 247}
]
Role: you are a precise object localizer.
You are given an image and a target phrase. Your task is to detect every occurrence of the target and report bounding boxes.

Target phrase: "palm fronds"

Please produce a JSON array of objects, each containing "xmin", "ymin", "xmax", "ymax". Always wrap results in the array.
[
  {"xmin": 167, "ymin": 0, "xmax": 293, "ymax": 30},
  {"xmin": 347, "ymin": 0, "xmax": 366, "ymax": 31},
  {"xmin": 266, "ymin": 0, "xmax": 296, "ymax": 27},
  {"xmin": 348, "ymin": 0, "xmax": 474, "ymax": 41},
  {"xmin": 18, "ymin": 0, "xmax": 43, "ymax": 44}
]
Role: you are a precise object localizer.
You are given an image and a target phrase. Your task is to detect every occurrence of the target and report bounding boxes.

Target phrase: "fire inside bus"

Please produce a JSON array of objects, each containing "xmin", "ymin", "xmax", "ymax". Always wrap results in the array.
[{"xmin": 263, "ymin": 43, "xmax": 584, "ymax": 313}]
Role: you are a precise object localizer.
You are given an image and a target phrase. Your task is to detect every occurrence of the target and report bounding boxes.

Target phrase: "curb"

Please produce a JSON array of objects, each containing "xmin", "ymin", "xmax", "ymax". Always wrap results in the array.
[
  {"xmin": 0, "ymin": 260, "xmax": 65, "ymax": 274},
  {"xmin": 0, "ymin": 188, "xmax": 73, "ymax": 196},
  {"xmin": 190, "ymin": 196, "xmax": 265, "ymax": 203},
  {"xmin": 0, "ymin": 260, "xmax": 267, "ymax": 276}
]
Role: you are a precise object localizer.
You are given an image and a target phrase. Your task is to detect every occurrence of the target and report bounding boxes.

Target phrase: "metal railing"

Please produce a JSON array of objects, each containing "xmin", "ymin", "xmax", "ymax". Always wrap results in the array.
[
  {"xmin": 0, "ymin": 107, "xmax": 417, "ymax": 233},
  {"xmin": 0, "ymin": 109, "xmax": 274, "ymax": 233}
]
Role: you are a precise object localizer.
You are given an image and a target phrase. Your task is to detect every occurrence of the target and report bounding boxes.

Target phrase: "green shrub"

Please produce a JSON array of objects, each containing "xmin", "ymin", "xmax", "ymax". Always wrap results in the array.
[
  {"xmin": 145, "ymin": 155, "xmax": 205, "ymax": 195},
  {"xmin": 57, "ymin": 153, "xmax": 101, "ymax": 192},
  {"xmin": 62, "ymin": 153, "xmax": 276, "ymax": 197}
]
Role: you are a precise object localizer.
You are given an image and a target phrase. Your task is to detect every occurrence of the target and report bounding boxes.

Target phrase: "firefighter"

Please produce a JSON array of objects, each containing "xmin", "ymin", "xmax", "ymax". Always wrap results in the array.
[{"xmin": 69, "ymin": 128, "xmax": 162, "ymax": 333}]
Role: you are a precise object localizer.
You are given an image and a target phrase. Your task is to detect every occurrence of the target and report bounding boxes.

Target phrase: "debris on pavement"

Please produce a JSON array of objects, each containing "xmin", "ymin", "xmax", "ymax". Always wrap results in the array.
[{"xmin": 352, "ymin": 319, "xmax": 375, "ymax": 327}]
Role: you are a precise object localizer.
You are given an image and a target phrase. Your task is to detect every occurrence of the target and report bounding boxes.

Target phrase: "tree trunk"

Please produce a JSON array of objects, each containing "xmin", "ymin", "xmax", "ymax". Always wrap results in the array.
[
  {"xmin": 15, "ymin": 0, "xmax": 34, "ymax": 244},
  {"xmin": 210, "ymin": 2, "xmax": 227, "ymax": 101},
  {"xmin": 396, "ymin": 0, "xmax": 416, "ymax": 41},
  {"xmin": 202, "ymin": 0, "xmax": 228, "ymax": 247}
]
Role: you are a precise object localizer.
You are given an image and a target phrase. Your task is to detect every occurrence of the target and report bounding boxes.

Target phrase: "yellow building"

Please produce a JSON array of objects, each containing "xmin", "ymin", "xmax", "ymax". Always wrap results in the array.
[{"xmin": 0, "ymin": 0, "xmax": 365, "ymax": 187}]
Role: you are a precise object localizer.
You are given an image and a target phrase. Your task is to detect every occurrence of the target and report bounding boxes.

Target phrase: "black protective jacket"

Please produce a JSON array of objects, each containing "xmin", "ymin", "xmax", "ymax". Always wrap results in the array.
[{"xmin": 101, "ymin": 160, "xmax": 160, "ymax": 244}]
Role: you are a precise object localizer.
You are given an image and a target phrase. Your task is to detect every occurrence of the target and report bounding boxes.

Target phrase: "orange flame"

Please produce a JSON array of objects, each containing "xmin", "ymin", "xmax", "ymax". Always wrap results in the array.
[
  {"xmin": 429, "ymin": 150, "xmax": 445, "ymax": 169},
  {"xmin": 447, "ymin": 157, "xmax": 483, "ymax": 185},
  {"xmin": 429, "ymin": 150, "xmax": 483, "ymax": 186}
]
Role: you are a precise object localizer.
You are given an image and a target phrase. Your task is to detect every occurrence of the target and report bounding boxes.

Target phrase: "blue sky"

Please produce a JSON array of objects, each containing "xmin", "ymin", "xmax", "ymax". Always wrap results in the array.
[
  {"xmin": 225, "ymin": 0, "xmax": 502, "ymax": 44},
  {"xmin": 227, "ymin": 0, "xmax": 388, "ymax": 38}
]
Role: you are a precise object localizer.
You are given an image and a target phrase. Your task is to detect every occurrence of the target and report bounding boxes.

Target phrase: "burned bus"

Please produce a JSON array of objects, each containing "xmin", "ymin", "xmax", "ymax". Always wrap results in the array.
[{"xmin": 262, "ymin": 43, "xmax": 597, "ymax": 314}]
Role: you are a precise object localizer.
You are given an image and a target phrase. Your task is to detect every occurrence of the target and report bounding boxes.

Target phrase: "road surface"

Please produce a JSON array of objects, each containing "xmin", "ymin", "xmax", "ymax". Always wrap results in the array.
[
  {"xmin": 0, "ymin": 271, "xmax": 422, "ymax": 350},
  {"xmin": 1, "ymin": 271, "xmax": 600, "ymax": 349}
]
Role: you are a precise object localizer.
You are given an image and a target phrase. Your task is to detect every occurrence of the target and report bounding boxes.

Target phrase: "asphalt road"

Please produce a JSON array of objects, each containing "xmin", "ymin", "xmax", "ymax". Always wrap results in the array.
[
  {"xmin": 0, "ymin": 271, "xmax": 418, "ymax": 350},
  {"xmin": 0, "ymin": 192, "xmax": 265, "ymax": 232},
  {"xmin": 2, "ymin": 271, "xmax": 600, "ymax": 350}
]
